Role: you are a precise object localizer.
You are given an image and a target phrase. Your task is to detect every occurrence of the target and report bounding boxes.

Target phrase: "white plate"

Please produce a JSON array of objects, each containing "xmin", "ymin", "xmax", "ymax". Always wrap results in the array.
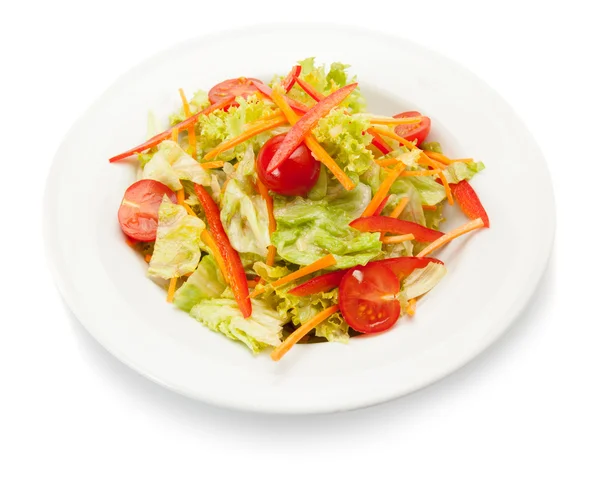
[{"xmin": 44, "ymin": 24, "xmax": 555, "ymax": 414}]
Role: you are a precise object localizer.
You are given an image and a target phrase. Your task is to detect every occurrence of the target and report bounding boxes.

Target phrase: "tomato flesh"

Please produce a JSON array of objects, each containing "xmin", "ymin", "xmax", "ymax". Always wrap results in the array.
[
  {"xmin": 208, "ymin": 77, "xmax": 261, "ymax": 106},
  {"xmin": 256, "ymin": 133, "xmax": 321, "ymax": 196},
  {"xmin": 117, "ymin": 179, "xmax": 177, "ymax": 241},
  {"xmin": 339, "ymin": 264, "xmax": 401, "ymax": 334},
  {"xmin": 393, "ymin": 110, "xmax": 431, "ymax": 146}
]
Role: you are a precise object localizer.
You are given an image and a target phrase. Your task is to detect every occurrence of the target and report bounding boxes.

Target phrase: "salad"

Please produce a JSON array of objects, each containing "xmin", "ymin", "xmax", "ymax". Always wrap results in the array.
[{"xmin": 111, "ymin": 59, "xmax": 489, "ymax": 361}]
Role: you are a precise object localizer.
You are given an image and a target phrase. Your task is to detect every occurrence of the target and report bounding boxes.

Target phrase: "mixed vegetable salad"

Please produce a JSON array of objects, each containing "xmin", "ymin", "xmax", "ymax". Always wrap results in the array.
[{"xmin": 111, "ymin": 59, "xmax": 489, "ymax": 361}]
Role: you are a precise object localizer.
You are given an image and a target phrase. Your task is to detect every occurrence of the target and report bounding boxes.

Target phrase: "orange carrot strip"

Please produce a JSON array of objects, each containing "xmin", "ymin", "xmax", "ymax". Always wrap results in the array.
[
  {"xmin": 361, "ymin": 161, "xmax": 406, "ymax": 217},
  {"xmin": 406, "ymin": 299, "xmax": 417, "ymax": 316},
  {"xmin": 370, "ymin": 126, "xmax": 417, "ymax": 150},
  {"xmin": 381, "ymin": 234, "xmax": 415, "ymax": 244},
  {"xmin": 166, "ymin": 277, "xmax": 177, "ymax": 303},
  {"xmin": 423, "ymin": 150, "xmax": 451, "ymax": 165},
  {"xmin": 417, "ymin": 218, "xmax": 485, "ymax": 257},
  {"xmin": 270, "ymin": 88, "xmax": 355, "ymax": 191},
  {"xmin": 144, "ymin": 254, "xmax": 152, "ymax": 263},
  {"xmin": 422, "ymin": 205, "xmax": 438, "ymax": 211},
  {"xmin": 176, "ymin": 189, "xmax": 185, "ymax": 205},
  {"xmin": 200, "ymin": 160, "xmax": 225, "ymax": 169},
  {"xmin": 390, "ymin": 197, "xmax": 410, "ymax": 219},
  {"xmin": 452, "ymin": 158, "xmax": 474, "ymax": 164},
  {"xmin": 369, "ymin": 116, "xmax": 422, "ymax": 126},
  {"xmin": 438, "ymin": 171, "xmax": 454, "ymax": 205},
  {"xmin": 400, "ymin": 169, "xmax": 443, "ymax": 177},
  {"xmin": 182, "ymin": 202, "xmax": 196, "ymax": 216},
  {"xmin": 203, "ymin": 115, "xmax": 287, "ymax": 160},
  {"xmin": 201, "ymin": 230, "xmax": 230, "ymax": 285},
  {"xmin": 247, "ymin": 279, "xmax": 258, "ymax": 288},
  {"xmin": 249, "ymin": 254, "xmax": 337, "ymax": 298},
  {"xmin": 270, "ymin": 305, "xmax": 340, "ymax": 361},
  {"xmin": 376, "ymin": 158, "xmax": 401, "ymax": 167},
  {"xmin": 266, "ymin": 245, "xmax": 277, "ymax": 267},
  {"xmin": 178, "ymin": 88, "xmax": 197, "ymax": 158}
]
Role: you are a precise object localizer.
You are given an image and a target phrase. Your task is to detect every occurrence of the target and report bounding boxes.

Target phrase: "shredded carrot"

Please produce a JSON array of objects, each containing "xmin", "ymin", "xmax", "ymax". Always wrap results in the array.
[
  {"xmin": 376, "ymin": 158, "xmax": 401, "ymax": 167},
  {"xmin": 200, "ymin": 230, "xmax": 230, "ymax": 285},
  {"xmin": 369, "ymin": 116, "xmax": 422, "ymax": 126},
  {"xmin": 388, "ymin": 197, "xmax": 409, "ymax": 219},
  {"xmin": 200, "ymin": 160, "xmax": 225, "ymax": 169},
  {"xmin": 178, "ymin": 89, "xmax": 197, "ymax": 158},
  {"xmin": 361, "ymin": 161, "xmax": 406, "ymax": 217},
  {"xmin": 247, "ymin": 279, "xmax": 258, "ymax": 288},
  {"xmin": 203, "ymin": 115, "xmax": 287, "ymax": 160},
  {"xmin": 266, "ymin": 245, "xmax": 277, "ymax": 268},
  {"xmin": 270, "ymin": 88, "xmax": 355, "ymax": 191},
  {"xmin": 182, "ymin": 202, "xmax": 196, "ymax": 216},
  {"xmin": 144, "ymin": 254, "xmax": 152, "ymax": 263},
  {"xmin": 270, "ymin": 305, "xmax": 340, "ymax": 361},
  {"xmin": 381, "ymin": 234, "xmax": 415, "ymax": 244},
  {"xmin": 166, "ymin": 277, "xmax": 177, "ymax": 303},
  {"xmin": 452, "ymin": 158, "xmax": 474, "ymax": 164},
  {"xmin": 249, "ymin": 254, "xmax": 337, "ymax": 298},
  {"xmin": 400, "ymin": 169, "xmax": 443, "ymax": 177},
  {"xmin": 406, "ymin": 299, "xmax": 417, "ymax": 316},
  {"xmin": 417, "ymin": 218, "xmax": 485, "ymax": 257},
  {"xmin": 438, "ymin": 171, "xmax": 454, "ymax": 205},
  {"xmin": 176, "ymin": 189, "xmax": 185, "ymax": 205},
  {"xmin": 422, "ymin": 205, "xmax": 438, "ymax": 211},
  {"xmin": 370, "ymin": 126, "xmax": 417, "ymax": 150},
  {"xmin": 171, "ymin": 127, "xmax": 179, "ymax": 143},
  {"xmin": 423, "ymin": 150, "xmax": 451, "ymax": 165}
]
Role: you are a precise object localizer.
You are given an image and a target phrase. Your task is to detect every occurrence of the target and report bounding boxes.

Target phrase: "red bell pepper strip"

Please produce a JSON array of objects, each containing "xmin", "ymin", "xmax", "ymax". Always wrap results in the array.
[
  {"xmin": 266, "ymin": 83, "xmax": 358, "ymax": 173},
  {"xmin": 374, "ymin": 195, "xmax": 390, "ymax": 216},
  {"xmin": 368, "ymin": 129, "xmax": 393, "ymax": 154},
  {"xmin": 288, "ymin": 270, "xmax": 347, "ymax": 297},
  {"xmin": 350, "ymin": 215, "xmax": 444, "ymax": 243},
  {"xmin": 282, "ymin": 65, "xmax": 301, "ymax": 92},
  {"xmin": 194, "ymin": 184, "xmax": 252, "ymax": 318},
  {"xmin": 451, "ymin": 180, "xmax": 490, "ymax": 228},
  {"xmin": 370, "ymin": 256, "xmax": 443, "ymax": 280},
  {"xmin": 292, "ymin": 75, "xmax": 323, "ymax": 102},
  {"xmin": 109, "ymin": 96, "xmax": 235, "ymax": 163},
  {"xmin": 250, "ymin": 80, "xmax": 310, "ymax": 114}
]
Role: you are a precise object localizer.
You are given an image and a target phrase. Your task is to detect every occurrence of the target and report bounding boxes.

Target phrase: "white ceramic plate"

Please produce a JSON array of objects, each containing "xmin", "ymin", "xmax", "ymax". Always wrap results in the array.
[{"xmin": 44, "ymin": 24, "xmax": 554, "ymax": 414}]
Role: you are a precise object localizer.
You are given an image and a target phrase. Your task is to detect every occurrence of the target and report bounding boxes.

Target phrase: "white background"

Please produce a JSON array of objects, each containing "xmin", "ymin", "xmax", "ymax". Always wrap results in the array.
[{"xmin": 2, "ymin": 1, "xmax": 598, "ymax": 483}]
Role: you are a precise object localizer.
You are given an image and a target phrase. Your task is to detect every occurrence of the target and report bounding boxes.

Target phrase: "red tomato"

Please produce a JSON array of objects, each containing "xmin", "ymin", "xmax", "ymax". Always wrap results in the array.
[
  {"xmin": 339, "ymin": 264, "xmax": 401, "ymax": 334},
  {"xmin": 117, "ymin": 180, "xmax": 177, "ymax": 241},
  {"xmin": 393, "ymin": 110, "xmax": 431, "ymax": 146},
  {"xmin": 256, "ymin": 133, "xmax": 321, "ymax": 196},
  {"xmin": 208, "ymin": 77, "xmax": 262, "ymax": 106}
]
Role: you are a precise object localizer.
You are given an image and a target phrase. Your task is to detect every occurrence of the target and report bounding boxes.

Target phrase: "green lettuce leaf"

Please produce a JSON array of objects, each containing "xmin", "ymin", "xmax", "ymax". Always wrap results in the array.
[
  {"xmin": 402, "ymin": 262, "xmax": 447, "ymax": 300},
  {"xmin": 272, "ymin": 182, "xmax": 381, "ymax": 269},
  {"xmin": 148, "ymin": 198, "xmax": 205, "ymax": 279},
  {"xmin": 443, "ymin": 161, "xmax": 486, "ymax": 184},
  {"xmin": 312, "ymin": 109, "xmax": 374, "ymax": 176},
  {"xmin": 173, "ymin": 255, "xmax": 226, "ymax": 312},
  {"xmin": 142, "ymin": 141, "xmax": 211, "ymax": 190},
  {"xmin": 189, "ymin": 298, "xmax": 288, "ymax": 353},
  {"xmin": 169, "ymin": 89, "xmax": 210, "ymax": 125},
  {"xmin": 420, "ymin": 141, "xmax": 443, "ymax": 153},
  {"xmin": 197, "ymin": 95, "xmax": 281, "ymax": 161}
]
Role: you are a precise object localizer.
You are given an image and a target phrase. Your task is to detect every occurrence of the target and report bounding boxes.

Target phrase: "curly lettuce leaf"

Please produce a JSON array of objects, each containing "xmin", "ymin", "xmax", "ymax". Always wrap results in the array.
[
  {"xmin": 312, "ymin": 110, "xmax": 374, "ymax": 176},
  {"xmin": 272, "ymin": 182, "xmax": 381, "ymax": 269},
  {"xmin": 443, "ymin": 161, "xmax": 486, "ymax": 184},
  {"xmin": 169, "ymin": 89, "xmax": 210, "ymax": 125},
  {"xmin": 189, "ymin": 298, "xmax": 288, "ymax": 353},
  {"xmin": 148, "ymin": 198, "xmax": 205, "ymax": 279},
  {"xmin": 197, "ymin": 95, "xmax": 281, "ymax": 161},
  {"xmin": 173, "ymin": 255, "xmax": 226, "ymax": 312}
]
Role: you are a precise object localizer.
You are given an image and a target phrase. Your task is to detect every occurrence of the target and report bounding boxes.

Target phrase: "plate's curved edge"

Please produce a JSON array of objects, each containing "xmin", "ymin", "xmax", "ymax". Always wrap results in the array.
[{"xmin": 43, "ymin": 23, "xmax": 556, "ymax": 414}]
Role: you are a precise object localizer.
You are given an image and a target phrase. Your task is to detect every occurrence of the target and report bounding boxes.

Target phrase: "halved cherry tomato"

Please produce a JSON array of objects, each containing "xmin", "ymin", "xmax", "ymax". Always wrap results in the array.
[
  {"xmin": 117, "ymin": 179, "xmax": 177, "ymax": 241},
  {"xmin": 208, "ymin": 77, "xmax": 262, "ymax": 106},
  {"xmin": 393, "ymin": 111, "xmax": 431, "ymax": 146},
  {"xmin": 339, "ymin": 264, "xmax": 401, "ymax": 334},
  {"xmin": 256, "ymin": 133, "xmax": 320, "ymax": 196}
]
